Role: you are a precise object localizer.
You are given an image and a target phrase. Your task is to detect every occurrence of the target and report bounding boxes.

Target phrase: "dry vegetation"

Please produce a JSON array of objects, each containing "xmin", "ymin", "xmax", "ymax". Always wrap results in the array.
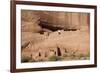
[{"xmin": 21, "ymin": 10, "xmax": 90, "ymax": 62}]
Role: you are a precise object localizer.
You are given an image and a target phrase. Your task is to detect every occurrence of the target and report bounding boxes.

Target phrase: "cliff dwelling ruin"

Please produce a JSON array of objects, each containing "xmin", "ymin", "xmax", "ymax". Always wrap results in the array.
[{"xmin": 21, "ymin": 10, "xmax": 90, "ymax": 62}]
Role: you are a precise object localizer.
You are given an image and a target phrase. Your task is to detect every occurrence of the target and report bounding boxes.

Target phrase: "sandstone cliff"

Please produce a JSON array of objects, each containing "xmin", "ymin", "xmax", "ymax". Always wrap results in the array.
[{"xmin": 21, "ymin": 10, "xmax": 90, "ymax": 62}]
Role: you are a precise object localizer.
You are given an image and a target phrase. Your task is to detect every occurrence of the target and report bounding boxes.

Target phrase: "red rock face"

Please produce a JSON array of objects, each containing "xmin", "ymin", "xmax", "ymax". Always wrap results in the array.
[{"xmin": 21, "ymin": 10, "xmax": 90, "ymax": 62}]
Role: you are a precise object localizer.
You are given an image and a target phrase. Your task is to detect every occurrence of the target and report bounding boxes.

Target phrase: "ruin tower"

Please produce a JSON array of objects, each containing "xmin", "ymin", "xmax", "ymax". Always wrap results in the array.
[{"xmin": 57, "ymin": 47, "xmax": 61, "ymax": 56}]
